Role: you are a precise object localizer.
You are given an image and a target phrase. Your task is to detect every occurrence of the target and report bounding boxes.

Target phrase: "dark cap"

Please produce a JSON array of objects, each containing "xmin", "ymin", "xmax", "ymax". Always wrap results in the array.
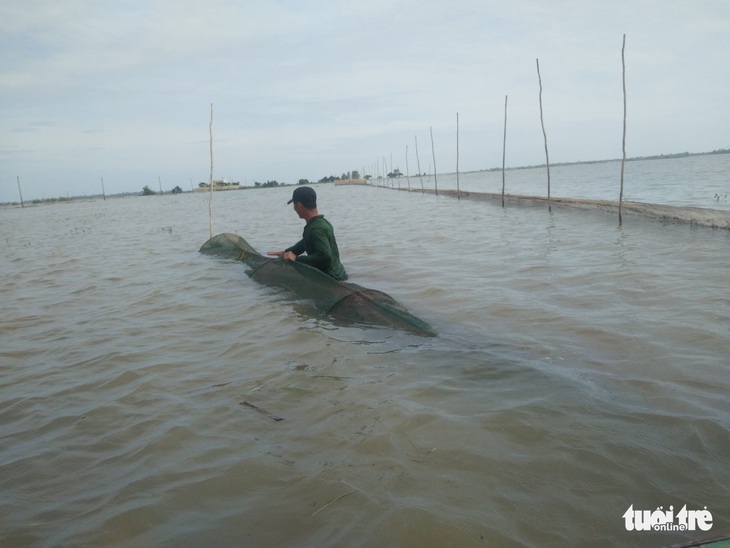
[{"xmin": 287, "ymin": 186, "xmax": 317, "ymax": 208}]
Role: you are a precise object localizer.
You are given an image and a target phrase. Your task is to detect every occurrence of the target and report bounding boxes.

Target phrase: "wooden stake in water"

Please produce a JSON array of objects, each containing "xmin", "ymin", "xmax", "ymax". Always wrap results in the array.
[
  {"xmin": 619, "ymin": 34, "xmax": 628, "ymax": 226},
  {"xmin": 101, "ymin": 177, "xmax": 106, "ymax": 201},
  {"xmin": 392, "ymin": 152, "xmax": 399, "ymax": 189},
  {"xmin": 430, "ymin": 126, "xmax": 438, "ymax": 196},
  {"xmin": 456, "ymin": 112, "xmax": 460, "ymax": 200},
  {"xmin": 16, "ymin": 176, "xmax": 24, "ymax": 208},
  {"xmin": 405, "ymin": 144, "xmax": 411, "ymax": 190},
  {"xmin": 158, "ymin": 176, "xmax": 162, "ymax": 194},
  {"xmin": 209, "ymin": 102, "xmax": 214, "ymax": 239},
  {"xmin": 536, "ymin": 58, "xmax": 552, "ymax": 213},
  {"xmin": 415, "ymin": 135, "xmax": 425, "ymax": 192},
  {"xmin": 502, "ymin": 95, "xmax": 508, "ymax": 208}
]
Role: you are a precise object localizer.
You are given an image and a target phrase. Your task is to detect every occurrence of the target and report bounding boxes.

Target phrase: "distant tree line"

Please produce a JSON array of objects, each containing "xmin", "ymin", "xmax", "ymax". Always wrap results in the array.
[{"xmin": 141, "ymin": 185, "xmax": 183, "ymax": 195}]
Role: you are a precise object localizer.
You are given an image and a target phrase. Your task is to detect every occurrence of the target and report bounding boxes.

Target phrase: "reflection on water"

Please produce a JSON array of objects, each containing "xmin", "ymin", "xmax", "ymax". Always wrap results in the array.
[{"xmin": 1, "ymin": 157, "xmax": 729, "ymax": 547}]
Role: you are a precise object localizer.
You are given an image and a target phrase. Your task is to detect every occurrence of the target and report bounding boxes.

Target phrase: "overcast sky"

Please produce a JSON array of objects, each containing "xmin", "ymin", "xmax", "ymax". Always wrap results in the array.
[{"xmin": 1, "ymin": 0, "xmax": 728, "ymax": 201}]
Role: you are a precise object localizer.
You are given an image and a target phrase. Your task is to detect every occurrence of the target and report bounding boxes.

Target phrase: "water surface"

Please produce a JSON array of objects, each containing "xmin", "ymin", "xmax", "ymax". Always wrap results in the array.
[{"xmin": 1, "ymin": 157, "xmax": 729, "ymax": 547}]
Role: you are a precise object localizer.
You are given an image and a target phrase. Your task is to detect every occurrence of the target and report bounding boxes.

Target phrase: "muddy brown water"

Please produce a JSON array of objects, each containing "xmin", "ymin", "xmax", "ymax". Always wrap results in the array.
[{"xmin": 2, "ymin": 155, "xmax": 729, "ymax": 546}]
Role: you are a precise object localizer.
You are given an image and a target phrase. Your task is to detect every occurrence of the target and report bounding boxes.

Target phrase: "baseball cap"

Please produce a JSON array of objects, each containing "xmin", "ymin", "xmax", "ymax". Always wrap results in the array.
[{"xmin": 287, "ymin": 186, "xmax": 317, "ymax": 207}]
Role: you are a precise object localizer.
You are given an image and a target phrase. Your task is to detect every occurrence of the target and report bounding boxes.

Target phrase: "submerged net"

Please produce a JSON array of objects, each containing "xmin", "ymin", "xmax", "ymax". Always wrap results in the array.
[
  {"xmin": 248, "ymin": 259, "xmax": 434, "ymax": 336},
  {"xmin": 200, "ymin": 233, "xmax": 434, "ymax": 336},
  {"xmin": 199, "ymin": 232, "xmax": 256, "ymax": 260}
]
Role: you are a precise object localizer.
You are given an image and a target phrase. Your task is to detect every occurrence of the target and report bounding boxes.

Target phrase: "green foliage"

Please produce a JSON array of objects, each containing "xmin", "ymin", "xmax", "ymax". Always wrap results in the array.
[
  {"xmin": 254, "ymin": 180, "xmax": 280, "ymax": 188},
  {"xmin": 171, "ymin": 186, "xmax": 183, "ymax": 194},
  {"xmin": 298, "ymin": 179, "xmax": 310, "ymax": 185},
  {"xmin": 141, "ymin": 185, "xmax": 156, "ymax": 195}
]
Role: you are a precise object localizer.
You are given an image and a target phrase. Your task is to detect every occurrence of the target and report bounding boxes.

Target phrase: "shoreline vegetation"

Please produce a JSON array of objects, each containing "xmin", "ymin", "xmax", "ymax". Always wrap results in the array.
[{"xmin": 3, "ymin": 148, "xmax": 728, "ymax": 208}]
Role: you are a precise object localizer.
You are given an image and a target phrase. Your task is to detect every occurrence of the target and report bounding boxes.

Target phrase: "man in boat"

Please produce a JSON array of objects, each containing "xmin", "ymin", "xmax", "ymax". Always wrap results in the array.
[{"xmin": 267, "ymin": 186, "xmax": 348, "ymax": 281}]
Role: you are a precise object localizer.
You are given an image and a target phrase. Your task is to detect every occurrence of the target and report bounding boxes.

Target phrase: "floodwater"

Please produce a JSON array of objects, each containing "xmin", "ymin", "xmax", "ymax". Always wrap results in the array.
[{"xmin": 1, "ymin": 156, "xmax": 729, "ymax": 547}]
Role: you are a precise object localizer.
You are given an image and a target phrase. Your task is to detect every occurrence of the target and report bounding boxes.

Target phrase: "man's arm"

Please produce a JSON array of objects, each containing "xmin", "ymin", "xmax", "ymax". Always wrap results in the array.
[
  {"xmin": 286, "ymin": 239, "xmax": 306, "ymax": 256},
  {"xmin": 294, "ymin": 229, "xmax": 332, "ymax": 269},
  {"xmin": 267, "ymin": 239, "xmax": 306, "ymax": 262}
]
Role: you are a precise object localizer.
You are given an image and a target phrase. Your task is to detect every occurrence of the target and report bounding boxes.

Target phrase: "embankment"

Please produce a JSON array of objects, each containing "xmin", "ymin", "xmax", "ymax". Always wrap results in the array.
[{"xmin": 390, "ymin": 187, "xmax": 730, "ymax": 230}]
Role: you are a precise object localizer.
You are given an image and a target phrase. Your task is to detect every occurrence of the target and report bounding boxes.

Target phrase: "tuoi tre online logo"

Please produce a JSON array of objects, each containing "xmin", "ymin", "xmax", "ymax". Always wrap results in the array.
[{"xmin": 623, "ymin": 504, "xmax": 713, "ymax": 532}]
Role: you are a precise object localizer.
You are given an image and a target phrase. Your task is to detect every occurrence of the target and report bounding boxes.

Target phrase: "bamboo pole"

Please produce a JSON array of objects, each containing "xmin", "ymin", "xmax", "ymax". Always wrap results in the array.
[
  {"xmin": 16, "ymin": 176, "xmax": 24, "ymax": 208},
  {"xmin": 430, "ymin": 126, "xmax": 438, "ymax": 196},
  {"xmin": 405, "ymin": 144, "xmax": 411, "ymax": 190},
  {"xmin": 502, "ymin": 95, "xmax": 508, "ymax": 208},
  {"xmin": 456, "ymin": 112, "xmax": 460, "ymax": 200},
  {"xmin": 415, "ymin": 136, "xmax": 424, "ymax": 192},
  {"xmin": 392, "ymin": 152, "xmax": 399, "ymax": 189},
  {"xmin": 209, "ymin": 102, "xmax": 214, "ymax": 239},
  {"xmin": 100, "ymin": 176, "xmax": 106, "ymax": 200},
  {"xmin": 619, "ymin": 34, "xmax": 627, "ymax": 226},
  {"xmin": 158, "ymin": 176, "xmax": 162, "ymax": 194},
  {"xmin": 536, "ymin": 58, "xmax": 552, "ymax": 213}
]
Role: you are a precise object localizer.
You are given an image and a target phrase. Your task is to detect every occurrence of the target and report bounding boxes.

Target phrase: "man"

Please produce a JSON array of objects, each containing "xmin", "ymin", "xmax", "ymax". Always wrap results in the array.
[{"xmin": 267, "ymin": 186, "xmax": 348, "ymax": 281}]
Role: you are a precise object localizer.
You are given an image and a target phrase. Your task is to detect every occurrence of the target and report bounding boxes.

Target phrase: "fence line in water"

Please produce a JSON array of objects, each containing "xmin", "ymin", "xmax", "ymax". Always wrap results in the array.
[
  {"xmin": 456, "ymin": 112, "xmax": 460, "ymax": 200},
  {"xmin": 208, "ymin": 103, "xmax": 214, "ymax": 239},
  {"xmin": 430, "ymin": 126, "xmax": 438, "ymax": 196},
  {"xmin": 361, "ymin": 35, "xmax": 638, "ymax": 226},
  {"xmin": 536, "ymin": 58, "xmax": 552, "ymax": 214},
  {"xmin": 619, "ymin": 34, "xmax": 628, "ymax": 226},
  {"xmin": 501, "ymin": 95, "xmax": 508, "ymax": 209}
]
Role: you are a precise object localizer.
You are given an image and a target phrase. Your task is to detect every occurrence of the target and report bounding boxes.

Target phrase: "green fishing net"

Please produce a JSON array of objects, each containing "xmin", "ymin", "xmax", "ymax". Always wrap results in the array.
[{"xmin": 200, "ymin": 233, "xmax": 434, "ymax": 335}]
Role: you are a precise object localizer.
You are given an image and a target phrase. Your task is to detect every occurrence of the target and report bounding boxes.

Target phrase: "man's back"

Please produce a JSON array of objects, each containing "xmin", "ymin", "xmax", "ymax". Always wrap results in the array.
[{"xmin": 289, "ymin": 215, "xmax": 347, "ymax": 281}]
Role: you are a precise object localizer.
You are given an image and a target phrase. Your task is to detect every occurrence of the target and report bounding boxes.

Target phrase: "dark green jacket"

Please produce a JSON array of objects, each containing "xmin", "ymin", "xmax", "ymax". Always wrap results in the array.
[{"xmin": 286, "ymin": 215, "xmax": 348, "ymax": 281}]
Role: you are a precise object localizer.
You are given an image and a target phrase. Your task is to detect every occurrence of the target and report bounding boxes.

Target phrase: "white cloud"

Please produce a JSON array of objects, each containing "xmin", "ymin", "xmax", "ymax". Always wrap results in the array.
[{"xmin": 1, "ymin": 0, "xmax": 729, "ymax": 200}]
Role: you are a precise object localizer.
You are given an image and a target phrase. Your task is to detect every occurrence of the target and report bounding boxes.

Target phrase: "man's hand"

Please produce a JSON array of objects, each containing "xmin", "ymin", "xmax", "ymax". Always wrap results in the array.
[{"xmin": 267, "ymin": 250, "xmax": 297, "ymax": 261}]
